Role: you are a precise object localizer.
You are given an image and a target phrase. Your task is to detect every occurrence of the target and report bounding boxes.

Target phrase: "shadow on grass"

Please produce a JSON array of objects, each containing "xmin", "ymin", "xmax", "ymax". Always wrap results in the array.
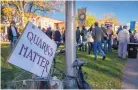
[
  {"xmin": 77, "ymin": 50, "xmax": 125, "ymax": 80},
  {"xmin": 1, "ymin": 67, "xmax": 14, "ymax": 89}
]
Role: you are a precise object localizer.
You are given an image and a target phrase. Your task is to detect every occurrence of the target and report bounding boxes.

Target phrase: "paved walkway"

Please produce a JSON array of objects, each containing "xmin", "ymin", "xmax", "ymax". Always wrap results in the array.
[{"xmin": 122, "ymin": 55, "xmax": 138, "ymax": 89}]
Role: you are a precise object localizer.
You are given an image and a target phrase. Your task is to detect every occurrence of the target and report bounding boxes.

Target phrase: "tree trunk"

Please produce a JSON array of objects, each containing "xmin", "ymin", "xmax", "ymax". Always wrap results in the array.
[{"xmin": 19, "ymin": 1, "xmax": 25, "ymax": 27}]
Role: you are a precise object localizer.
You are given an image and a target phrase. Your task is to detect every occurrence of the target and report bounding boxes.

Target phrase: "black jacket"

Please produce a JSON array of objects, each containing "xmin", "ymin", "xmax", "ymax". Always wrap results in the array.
[
  {"xmin": 8, "ymin": 26, "xmax": 20, "ymax": 41},
  {"xmin": 45, "ymin": 29, "xmax": 52, "ymax": 39},
  {"xmin": 76, "ymin": 29, "xmax": 80, "ymax": 41},
  {"xmin": 54, "ymin": 30, "xmax": 61, "ymax": 41}
]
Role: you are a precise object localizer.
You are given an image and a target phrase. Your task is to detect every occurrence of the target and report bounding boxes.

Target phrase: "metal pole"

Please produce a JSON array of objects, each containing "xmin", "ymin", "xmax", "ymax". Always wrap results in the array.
[{"xmin": 65, "ymin": 1, "xmax": 76, "ymax": 89}]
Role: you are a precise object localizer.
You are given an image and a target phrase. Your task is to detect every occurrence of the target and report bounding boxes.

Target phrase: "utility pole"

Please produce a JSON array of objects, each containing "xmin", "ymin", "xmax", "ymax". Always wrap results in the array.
[{"xmin": 65, "ymin": 1, "xmax": 76, "ymax": 89}]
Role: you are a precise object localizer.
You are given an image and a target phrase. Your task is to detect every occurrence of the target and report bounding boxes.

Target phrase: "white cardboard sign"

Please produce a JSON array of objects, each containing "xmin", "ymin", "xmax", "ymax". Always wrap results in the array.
[{"xmin": 8, "ymin": 22, "xmax": 57, "ymax": 77}]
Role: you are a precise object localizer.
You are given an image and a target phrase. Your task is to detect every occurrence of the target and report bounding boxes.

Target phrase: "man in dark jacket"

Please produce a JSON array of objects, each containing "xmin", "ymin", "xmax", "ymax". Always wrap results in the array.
[
  {"xmin": 8, "ymin": 20, "xmax": 20, "ymax": 50},
  {"xmin": 107, "ymin": 26, "xmax": 113, "ymax": 52},
  {"xmin": 76, "ymin": 27, "xmax": 81, "ymax": 44},
  {"xmin": 63, "ymin": 30, "xmax": 65, "ymax": 43},
  {"xmin": 101, "ymin": 24, "xmax": 108, "ymax": 54},
  {"xmin": 116, "ymin": 25, "xmax": 122, "ymax": 35},
  {"xmin": 81, "ymin": 26, "xmax": 88, "ymax": 52},
  {"xmin": 54, "ymin": 27, "xmax": 61, "ymax": 48},
  {"xmin": 46, "ymin": 27, "xmax": 52, "ymax": 39}
]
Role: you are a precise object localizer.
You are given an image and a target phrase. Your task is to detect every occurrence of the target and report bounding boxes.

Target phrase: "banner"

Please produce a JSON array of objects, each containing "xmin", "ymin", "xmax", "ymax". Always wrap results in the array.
[
  {"xmin": 130, "ymin": 21, "xmax": 136, "ymax": 30},
  {"xmin": 78, "ymin": 8, "xmax": 86, "ymax": 27},
  {"xmin": 8, "ymin": 22, "xmax": 57, "ymax": 78}
]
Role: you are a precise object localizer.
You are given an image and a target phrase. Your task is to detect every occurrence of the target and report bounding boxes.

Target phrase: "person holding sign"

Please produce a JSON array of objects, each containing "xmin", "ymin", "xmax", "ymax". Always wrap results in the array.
[{"xmin": 8, "ymin": 20, "xmax": 20, "ymax": 50}]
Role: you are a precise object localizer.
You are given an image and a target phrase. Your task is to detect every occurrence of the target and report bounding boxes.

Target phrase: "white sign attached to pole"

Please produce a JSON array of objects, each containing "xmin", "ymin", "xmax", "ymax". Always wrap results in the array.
[{"xmin": 8, "ymin": 22, "xmax": 57, "ymax": 78}]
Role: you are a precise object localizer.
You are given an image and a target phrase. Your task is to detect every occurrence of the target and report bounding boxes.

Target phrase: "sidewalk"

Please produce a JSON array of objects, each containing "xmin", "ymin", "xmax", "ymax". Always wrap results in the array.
[{"xmin": 122, "ymin": 55, "xmax": 138, "ymax": 89}]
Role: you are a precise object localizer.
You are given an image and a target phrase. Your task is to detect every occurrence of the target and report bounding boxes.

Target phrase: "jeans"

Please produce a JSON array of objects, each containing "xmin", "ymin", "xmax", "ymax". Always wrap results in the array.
[
  {"xmin": 101, "ymin": 39, "xmax": 107, "ymax": 54},
  {"xmin": 88, "ymin": 42, "xmax": 93, "ymax": 55},
  {"xmin": 76, "ymin": 39, "xmax": 80, "ymax": 44},
  {"xmin": 107, "ymin": 39, "xmax": 112, "ymax": 52},
  {"xmin": 10, "ymin": 37, "xmax": 18, "ymax": 51},
  {"xmin": 93, "ymin": 40, "xmax": 105, "ymax": 59}
]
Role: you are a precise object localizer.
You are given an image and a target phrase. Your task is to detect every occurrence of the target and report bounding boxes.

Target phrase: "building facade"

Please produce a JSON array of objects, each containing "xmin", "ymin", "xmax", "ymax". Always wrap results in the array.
[
  {"xmin": 1, "ymin": 13, "xmax": 65, "ymax": 42},
  {"xmin": 28, "ymin": 14, "xmax": 65, "ymax": 31}
]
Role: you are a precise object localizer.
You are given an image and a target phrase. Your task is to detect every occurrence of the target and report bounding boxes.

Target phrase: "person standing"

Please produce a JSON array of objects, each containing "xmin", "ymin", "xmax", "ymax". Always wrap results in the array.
[
  {"xmin": 87, "ymin": 25, "xmax": 94, "ymax": 55},
  {"xmin": 81, "ymin": 26, "xmax": 88, "ymax": 52},
  {"xmin": 76, "ymin": 27, "xmax": 82, "ymax": 51},
  {"xmin": 38, "ymin": 26, "xmax": 41, "ymax": 29},
  {"xmin": 42, "ymin": 28, "xmax": 45, "ymax": 32},
  {"xmin": 129, "ymin": 30, "xmax": 135, "ymax": 42},
  {"xmin": 45, "ymin": 27, "xmax": 52, "ymax": 39},
  {"xmin": 116, "ymin": 26, "xmax": 123, "ymax": 46},
  {"xmin": 101, "ymin": 24, "xmax": 108, "ymax": 54},
  {"xmin": 8, "ymin": 21, "xmax": 20, "ymax": 50},
  {"xmin": 92, "ymin": 22, "xmax": 106, "ymax": 60},
  {"xmin": 118, "ymin": 25, "xmax": 130, "ymax": 59},
  {"xmin": 133, "ymin": 30, "xmax": 138, "ymax": 43},
  {"xmin": 54, "ymin": 27, "xmax": 61, "ymax": 48},
  {"xmin": 107, "ymin": 26, "xmax": 113, "ymax": 52},
  {"xmin": 63, "ymin": 30, "xmax": 65, "ymax": 44},
  {"xmin": 117, "ymin": 25, "xmax": 122, "ymax": 35},
  {"xmin": 76, "ymin": 27, "xmax": 81, "ymax": 44}
]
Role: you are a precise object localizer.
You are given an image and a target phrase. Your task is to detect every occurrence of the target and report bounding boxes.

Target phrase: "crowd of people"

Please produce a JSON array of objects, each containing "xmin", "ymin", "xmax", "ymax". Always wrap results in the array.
[
  {"xmin": 41, "ymin": 26, "xmax": 65, "ymax": 48},
  {"xmin": 7, "ymin": 20, "xmax": 138, "ymax": 60},
  {"xmin": 7, "ymin": 20, "xmax": 66, "ymax": 50},
  {"xmin": 75, "ymin": 22, "xmax": 138, "ymax": 60}
]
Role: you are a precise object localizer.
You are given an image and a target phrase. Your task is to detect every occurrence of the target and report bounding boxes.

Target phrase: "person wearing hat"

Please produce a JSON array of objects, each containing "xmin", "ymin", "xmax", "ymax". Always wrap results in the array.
[
  {"xmin": 8, "ymin": 20, "xmax": 20, "ymax": 50},
  {"xmin": 117, "ymin": 25, "xmax": 130, "ymax": 59}
]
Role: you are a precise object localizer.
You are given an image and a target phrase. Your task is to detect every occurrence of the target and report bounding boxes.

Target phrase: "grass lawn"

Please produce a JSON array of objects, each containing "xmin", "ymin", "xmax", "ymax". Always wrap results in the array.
[{"xmin": 1, "ymin": 43, "xmax": 126, "ymax": 89}]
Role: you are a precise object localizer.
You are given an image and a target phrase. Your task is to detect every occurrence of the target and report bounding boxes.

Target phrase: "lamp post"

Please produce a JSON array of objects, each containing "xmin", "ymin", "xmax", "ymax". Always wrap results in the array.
[{"xmin": 65, "ymin": 1, "xmax": 76, "ymax": 89}]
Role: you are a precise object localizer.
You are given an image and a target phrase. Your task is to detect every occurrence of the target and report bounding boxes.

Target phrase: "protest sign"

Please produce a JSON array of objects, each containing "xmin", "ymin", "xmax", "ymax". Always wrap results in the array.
[
  {"xmin": 130, "ymin": 21, "xmax": 136, "ymax": 30},
  {"xmin": 8, "ymin": 22, "xmax": 57, "ymax": 78}
]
